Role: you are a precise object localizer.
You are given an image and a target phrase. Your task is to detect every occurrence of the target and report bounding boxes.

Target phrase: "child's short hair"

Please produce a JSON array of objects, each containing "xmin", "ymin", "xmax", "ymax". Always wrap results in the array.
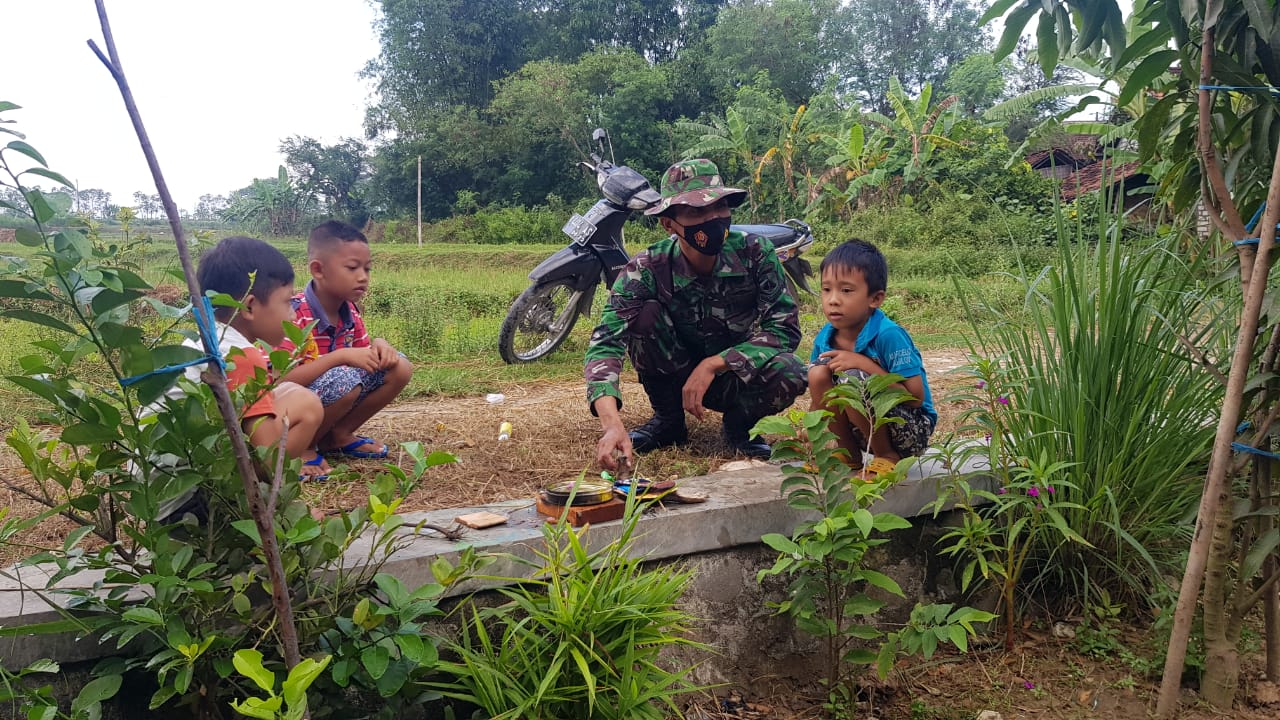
[
  {"xmin": 820, "ymin": 239, "xmax": 888, "ymax": 294},
  {"xmin": 197, "ymin": 236, "xmax": 294, "ymax": 321},
  {"xmin": 308, "ymin": 220, "xmax": 368, "ymax": 259}
]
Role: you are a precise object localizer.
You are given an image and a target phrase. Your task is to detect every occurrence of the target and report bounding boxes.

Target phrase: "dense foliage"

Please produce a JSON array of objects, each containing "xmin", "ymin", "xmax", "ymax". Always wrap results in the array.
[{"xmin": 349, "ymin": 0, "xmax": 1039, "ymax": 224}]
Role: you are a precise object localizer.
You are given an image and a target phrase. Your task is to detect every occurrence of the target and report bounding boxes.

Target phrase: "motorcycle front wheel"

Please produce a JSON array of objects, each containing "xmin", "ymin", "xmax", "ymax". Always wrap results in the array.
[{"xmin": 498, "ymin": 279, "xmax": 586, "ymax": 363}]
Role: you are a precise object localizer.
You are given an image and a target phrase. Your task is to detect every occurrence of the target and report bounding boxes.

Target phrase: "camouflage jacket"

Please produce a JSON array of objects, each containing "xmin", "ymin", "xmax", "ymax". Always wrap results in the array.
[{"xmin": 584, "ymin": 229, "xmax": 801, "ymax": 410}]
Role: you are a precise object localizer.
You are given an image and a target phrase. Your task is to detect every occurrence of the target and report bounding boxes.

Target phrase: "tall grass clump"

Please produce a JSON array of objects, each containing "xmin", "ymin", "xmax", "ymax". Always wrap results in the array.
[
  {"xmin": 955, "ymin": 210, "xmax": 1230, "ymax": 612},
  {"xmin": 434, "ymin": 495, "xmax": 705, "ymax": 719}
]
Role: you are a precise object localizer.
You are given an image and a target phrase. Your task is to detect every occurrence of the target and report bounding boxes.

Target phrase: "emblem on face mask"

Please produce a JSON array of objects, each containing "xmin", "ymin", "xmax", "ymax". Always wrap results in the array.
[{"xmin": 693, "ymin": 230, "xmax": 709, "ymax": 247}]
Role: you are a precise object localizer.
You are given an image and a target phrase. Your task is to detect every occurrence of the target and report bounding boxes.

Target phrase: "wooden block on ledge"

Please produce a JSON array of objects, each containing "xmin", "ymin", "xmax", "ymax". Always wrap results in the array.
[
  {"xmin": 454, "ymin": 511, "xmax": 509, "ymax": 529},
  {"xmin": 536, "ymin": 496, "xmax": 626, "ymax": 526}
]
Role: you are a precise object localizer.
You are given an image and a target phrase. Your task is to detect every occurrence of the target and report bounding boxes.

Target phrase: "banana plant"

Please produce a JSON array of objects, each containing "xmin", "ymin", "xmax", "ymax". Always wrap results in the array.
[
  {"xmin": 808, "ymin": 119, "xmax": 891, "ymax": 215},
  {"xmin": 863, "ymin": 78, "xmax": 964, "ymax": 186}
]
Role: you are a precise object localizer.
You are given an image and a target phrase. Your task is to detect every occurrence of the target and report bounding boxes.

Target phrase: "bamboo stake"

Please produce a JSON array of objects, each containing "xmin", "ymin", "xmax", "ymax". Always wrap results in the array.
[
  {"xmin": 87, "ymin": 0, "xmax": 304, "ymax": 671},
  {"xmin": 1155, "ymin": 40, "xmax": 1280, "ymax": 711}
]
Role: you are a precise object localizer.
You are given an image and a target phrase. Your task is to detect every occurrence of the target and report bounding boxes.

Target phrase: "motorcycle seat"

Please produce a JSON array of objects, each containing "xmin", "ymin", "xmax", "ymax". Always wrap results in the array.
[{"xmin": 733, "ymin": 222, "xmax": 812, "ymax": 251}]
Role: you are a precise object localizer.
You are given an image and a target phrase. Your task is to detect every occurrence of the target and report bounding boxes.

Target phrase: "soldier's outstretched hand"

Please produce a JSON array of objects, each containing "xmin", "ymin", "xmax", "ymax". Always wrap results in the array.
[{"xmin": 597, "ymin": 424, "xmax": 634, "ymax": 470}]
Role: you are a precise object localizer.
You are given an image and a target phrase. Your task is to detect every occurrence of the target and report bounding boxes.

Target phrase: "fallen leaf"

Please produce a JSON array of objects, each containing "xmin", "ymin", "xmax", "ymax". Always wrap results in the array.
[{"xmin": 1077, "ymin": 689, "xmax": 1094, "ymax": 707}]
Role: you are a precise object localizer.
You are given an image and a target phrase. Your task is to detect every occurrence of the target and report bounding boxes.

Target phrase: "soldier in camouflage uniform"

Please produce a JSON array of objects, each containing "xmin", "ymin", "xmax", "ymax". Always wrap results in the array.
[{"xmin": 585, "ymin": 158, "xmax": 806, "ymax": 469}]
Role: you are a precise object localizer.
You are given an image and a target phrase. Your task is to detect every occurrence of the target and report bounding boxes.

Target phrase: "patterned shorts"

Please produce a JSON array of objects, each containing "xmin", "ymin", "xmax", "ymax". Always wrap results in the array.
[
  {"xmin": 309, "ymin": 365, "xmax": 387, "ymax": 407},
  {"xmin": 835, "ymin": 369, "xmax": 935, "ymax": 458}
]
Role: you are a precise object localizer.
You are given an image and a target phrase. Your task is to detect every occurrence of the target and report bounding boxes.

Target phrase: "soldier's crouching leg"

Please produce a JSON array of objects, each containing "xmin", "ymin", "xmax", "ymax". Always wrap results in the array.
[
  {"xmin": 625, "ymin": 323, "xmax": 696, "ymax": 453},
  {"xmin": 705, "ymin": 352, "xmax": 806, "ymax": 458}
]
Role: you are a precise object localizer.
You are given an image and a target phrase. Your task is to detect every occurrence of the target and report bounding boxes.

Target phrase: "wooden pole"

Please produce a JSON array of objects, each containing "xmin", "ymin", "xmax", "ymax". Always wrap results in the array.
[
  {"xmin": 417, "ymin": 155, "xmax": 422, "ymax": 246},
  {"xmin": 88, "ymin": 0, "xmax": 305, "ymax": 673}
]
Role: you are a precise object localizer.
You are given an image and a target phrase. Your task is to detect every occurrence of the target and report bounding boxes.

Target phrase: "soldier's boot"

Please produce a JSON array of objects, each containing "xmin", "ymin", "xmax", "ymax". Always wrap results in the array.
[
  {"xmin": 722, "ymin": 408, "xmax": 773, "ymax": 460},
  {"xmin": 629, "ymin": 377, "xmax": 688, "ymax": 453}
]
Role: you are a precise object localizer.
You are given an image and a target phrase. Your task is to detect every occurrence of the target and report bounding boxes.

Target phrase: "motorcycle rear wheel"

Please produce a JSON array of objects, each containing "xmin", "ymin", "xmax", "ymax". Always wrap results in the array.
[{"xmin": 498, "ymin": 279, "xmax": 585, "ymax": 363}]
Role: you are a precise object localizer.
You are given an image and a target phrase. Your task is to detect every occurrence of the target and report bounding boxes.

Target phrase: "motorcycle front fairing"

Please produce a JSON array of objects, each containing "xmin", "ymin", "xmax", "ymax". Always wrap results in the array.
[
  {"xmin": 528, "ymin": 244, "xmax": 602, "ymax": 290},
  {"xmin": 529, "ymin": 201, "xmax": 630, "ymax": 289}
]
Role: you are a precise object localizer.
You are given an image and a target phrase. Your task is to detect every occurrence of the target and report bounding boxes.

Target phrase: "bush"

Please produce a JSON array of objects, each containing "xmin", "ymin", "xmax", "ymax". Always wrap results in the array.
[
  {"xmin": 374, "ymin": 206, "xmax": 665, "ymax": 247},
  {"xmin": 945, "ymin": 223, "xmax": 1227, "ymax": 612}
]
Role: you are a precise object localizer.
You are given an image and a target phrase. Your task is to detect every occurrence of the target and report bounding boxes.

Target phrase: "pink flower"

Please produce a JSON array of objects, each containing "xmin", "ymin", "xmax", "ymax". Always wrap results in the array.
[
  {"xmin": 976, "ymin": 380, "xmax": 987, "ymax": 389},
  {"xmin": 997, "ymin": 487, "xmax": 1007, "ymax": 495},
  {"xmin": 1045, "ymin": 486, "xmax": 1055, "ymax": 494},
  {"xmin": 1027, "ymin": 487, "xmax": 1040, "ymax": 498},
  {"xmin": 1024, "ymin": 680, "xmax": 1035, "ymax": 690},
  {"xmin": 998, "ymin": 396, "xmax": 1010, "ymax": 405}
]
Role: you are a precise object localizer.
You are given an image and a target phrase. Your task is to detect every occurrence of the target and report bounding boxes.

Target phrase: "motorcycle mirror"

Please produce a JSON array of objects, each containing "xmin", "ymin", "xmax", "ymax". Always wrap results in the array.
[{"xmin": 592, "ymin": 127, "xmax": 616, "ymax": 164}]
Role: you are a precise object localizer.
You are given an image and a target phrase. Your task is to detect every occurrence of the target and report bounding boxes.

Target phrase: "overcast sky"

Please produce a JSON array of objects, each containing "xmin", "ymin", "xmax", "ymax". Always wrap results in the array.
[{"xmin": 4, "ymin": 1, "xmax": 381, "ymax": 211}]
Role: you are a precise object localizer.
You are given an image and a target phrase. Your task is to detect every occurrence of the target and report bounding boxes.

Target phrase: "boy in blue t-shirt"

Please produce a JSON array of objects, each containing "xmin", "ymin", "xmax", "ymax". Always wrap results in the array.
[{"xmin": 808, "ymin": 239, "xmax": 935, "ymax": 476}]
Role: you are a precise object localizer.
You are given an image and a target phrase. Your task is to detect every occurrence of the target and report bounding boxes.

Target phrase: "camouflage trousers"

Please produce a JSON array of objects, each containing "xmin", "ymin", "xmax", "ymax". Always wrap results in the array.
[{"xmin": 630, "ymin": 338, "xmax": 806, "ymax": 420}]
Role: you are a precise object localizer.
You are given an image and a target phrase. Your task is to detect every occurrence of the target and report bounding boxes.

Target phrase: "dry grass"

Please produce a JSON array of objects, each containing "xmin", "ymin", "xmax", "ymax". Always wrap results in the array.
[{"xmin": 0, "ymin": 350, "xmax": 974, "ymax": 566}]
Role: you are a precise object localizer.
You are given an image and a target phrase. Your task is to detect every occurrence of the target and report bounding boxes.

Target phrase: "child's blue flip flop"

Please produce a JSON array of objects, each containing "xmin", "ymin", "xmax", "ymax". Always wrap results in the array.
[
  {"xmin": 300, "ymin": 454, "xmax": 330, "ymax": 482},
  {"xmin": 330, "ymin": 436, "xmax": 389, "ymax": 459}
]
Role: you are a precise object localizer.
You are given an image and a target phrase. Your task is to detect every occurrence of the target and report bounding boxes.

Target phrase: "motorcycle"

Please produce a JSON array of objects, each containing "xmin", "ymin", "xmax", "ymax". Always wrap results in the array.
[{"xmin": 497, "ymin": 128, "xmax": 815, "ymax": 364}]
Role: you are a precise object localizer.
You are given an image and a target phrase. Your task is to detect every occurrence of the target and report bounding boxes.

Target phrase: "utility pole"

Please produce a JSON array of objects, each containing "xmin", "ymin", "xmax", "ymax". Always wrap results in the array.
[{"xmin": 417, "ymin": 155, "xmax": 422, "ymax": 247}]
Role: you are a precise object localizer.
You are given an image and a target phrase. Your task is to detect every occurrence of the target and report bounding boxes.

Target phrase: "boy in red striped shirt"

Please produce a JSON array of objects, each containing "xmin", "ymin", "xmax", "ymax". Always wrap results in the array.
[{"xmin": 277, "ymin": 221, "xmax": 412, "ymax": 459}]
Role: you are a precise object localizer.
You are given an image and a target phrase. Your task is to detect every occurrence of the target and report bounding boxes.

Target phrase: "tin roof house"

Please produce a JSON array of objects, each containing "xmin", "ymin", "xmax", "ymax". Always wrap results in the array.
[{"xmin": 1027, "ymin": 132, "xmax": 1152, "ymax": 212}]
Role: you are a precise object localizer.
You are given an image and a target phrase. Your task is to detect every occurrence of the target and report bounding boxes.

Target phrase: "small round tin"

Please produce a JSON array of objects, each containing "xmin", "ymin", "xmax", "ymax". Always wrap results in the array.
[{"xmin": 542, "ymin": 480, "xmax": 615, "ymax": 506}]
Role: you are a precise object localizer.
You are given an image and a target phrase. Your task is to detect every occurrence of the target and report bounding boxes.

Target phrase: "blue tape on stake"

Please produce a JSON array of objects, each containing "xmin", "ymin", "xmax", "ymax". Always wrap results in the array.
[
  {"xmin": 118, "ymin": 295, "xmax": 224, "ymax": 388},
  {"xmin": 1246, "ymin": 204, "xmax": 1265, "ymax": 234},
  {"xmin": 1232, "ymin": 442, "xmax": 1280, "ymax": 462},
  {"xmin": 194, "ymin": 295, "xmax": 226, "ymax": 372},
  {"xmin": 1199, "ymin": 84, "xmax": 1280, "ymax": 96}
]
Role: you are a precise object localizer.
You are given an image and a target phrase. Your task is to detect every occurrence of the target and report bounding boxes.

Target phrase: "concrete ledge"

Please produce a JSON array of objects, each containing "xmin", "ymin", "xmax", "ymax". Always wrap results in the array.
[{"xmin": 1, "ymin": 450, "xmax": 989, "ymax": 669}]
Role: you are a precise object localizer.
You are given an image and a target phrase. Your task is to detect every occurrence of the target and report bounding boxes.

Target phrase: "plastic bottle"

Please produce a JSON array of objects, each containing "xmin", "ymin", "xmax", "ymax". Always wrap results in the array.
[{"xmin": 498, "ymin": 421, "xmax": 513, "ymax": 442}]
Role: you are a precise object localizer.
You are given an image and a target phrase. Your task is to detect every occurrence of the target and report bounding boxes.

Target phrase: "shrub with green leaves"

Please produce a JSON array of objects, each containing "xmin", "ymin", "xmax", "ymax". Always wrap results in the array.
[
  {"xmin": 0, "ymin": 103, "xmax": 465, "ymax": 719},
  {"xmin": 755, "ymin": 378, "xmax": 994, "ymax": 716}
]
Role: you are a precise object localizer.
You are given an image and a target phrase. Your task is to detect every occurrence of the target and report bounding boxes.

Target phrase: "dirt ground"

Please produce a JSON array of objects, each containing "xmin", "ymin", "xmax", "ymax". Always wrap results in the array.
[
  {"xmin": 3, "ymin": 350, "xmax": 1280, "ymax": 717},
  {"xmin": 680, "ymin": 629, "xmax": 1280, "ymax": 719},
  {"xmin": 0, "ymin": 349, "xmax": 974, "ymax": 566}
]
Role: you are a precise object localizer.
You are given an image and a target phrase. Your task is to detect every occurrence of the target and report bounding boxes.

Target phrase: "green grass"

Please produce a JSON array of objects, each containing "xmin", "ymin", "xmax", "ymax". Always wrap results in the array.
[{"xmin": 0, "ymin": 234, "xmax": 1023, "ymax": 422}]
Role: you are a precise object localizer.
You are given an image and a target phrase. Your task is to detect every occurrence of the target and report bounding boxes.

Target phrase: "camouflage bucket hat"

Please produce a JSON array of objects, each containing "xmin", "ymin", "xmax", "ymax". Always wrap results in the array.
[{"xmin": 643, "ymin": 158, "xmax": 748, "ymax": 216}]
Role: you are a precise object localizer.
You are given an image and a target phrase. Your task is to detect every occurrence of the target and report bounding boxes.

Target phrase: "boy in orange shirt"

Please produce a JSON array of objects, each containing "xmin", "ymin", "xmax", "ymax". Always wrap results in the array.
[
  {"xmin": 152, "ymin": 236, "xmax": 330, "ymax": 524},
  {"xmin": 278, "ymin": 221, "xmax": 412, "ymax": 459}
]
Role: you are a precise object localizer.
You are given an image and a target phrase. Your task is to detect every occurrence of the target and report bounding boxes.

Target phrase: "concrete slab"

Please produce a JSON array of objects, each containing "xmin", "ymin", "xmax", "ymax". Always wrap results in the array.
[{"xmin": 0, "ymin": 449, "xmax": 991, "ymax": 668}]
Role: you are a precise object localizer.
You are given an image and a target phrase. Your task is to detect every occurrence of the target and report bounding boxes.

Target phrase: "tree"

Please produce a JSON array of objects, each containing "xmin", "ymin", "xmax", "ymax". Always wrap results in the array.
[
  {"xmin": 832, "ymin": 0, "xmax": 990, "ymax": 113},
  {"xmin": 987, "ymin": 0, "xmax": 1280, "ymax": 714},
  {"xmin": 193, "ymin": 193, "xmax": 229, "ymax": 222},
  {"xmin": 366, "ymin": 107, "xmax": 496, "ymax": 220},
  {"xmin": 701, "ymin": 0, "xmax": 842, "ymax": 105},
  {"xmin": 488, "ymin": 49, "xmax": 676, "ymax": 196},
  {"xmin": 523, "ymin": 0, "xmax": 724, "ymax": 62},
  {"xmin": 76, "ymin": 188, "xmax": 113, "ymax": 219},
  {"xmin": 221, "ymin": 167, "xmax": 313, "ymax": 236},
  {"xmin": 363, "ymin": 0, "xmax": 535, "ymax": 137},
  {"xmin": 0, "ymin": 186, "xmax": 23, "ymax": 216},
  {"xmin": 993, "ymin": 41, "xmax": 1087, "ymax": 142},
  {"xmin": 131, "ymin": 190, "xmax": 158, "ymax": 219},
  {"xmin": 280, "ymin": 136, "xmax": 369, "ymax": 224},
  {"xmin": 942, "ymin": 53, "xmax": 1010, "ymax": 116}
]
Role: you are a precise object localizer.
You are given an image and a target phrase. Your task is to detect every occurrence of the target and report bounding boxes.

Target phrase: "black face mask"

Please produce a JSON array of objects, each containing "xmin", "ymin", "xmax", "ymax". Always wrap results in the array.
[{"xmin": 676, "ymin": 215, "xmax": 731, "ymax": 256}]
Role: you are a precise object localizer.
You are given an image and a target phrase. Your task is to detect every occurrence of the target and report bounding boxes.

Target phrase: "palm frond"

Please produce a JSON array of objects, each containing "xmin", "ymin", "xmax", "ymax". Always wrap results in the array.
[{"xmin": 983, "ymin": 84, "xmax": 1101, "ymax": 120}]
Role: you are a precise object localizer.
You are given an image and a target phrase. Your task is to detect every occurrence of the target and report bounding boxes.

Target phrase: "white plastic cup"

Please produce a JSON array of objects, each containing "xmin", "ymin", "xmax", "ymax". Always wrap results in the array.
[{"xmin": 486, "ymin": 393, "xmax": 506, "ymax": 404}]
